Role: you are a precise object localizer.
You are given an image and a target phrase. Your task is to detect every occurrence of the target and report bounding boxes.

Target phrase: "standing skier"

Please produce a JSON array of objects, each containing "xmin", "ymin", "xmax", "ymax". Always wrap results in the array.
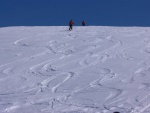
[
  {"xmin": 69, "ymin": 20, "xmax": 74, "ymax": 31},
  {"xmin": 82, "ymin": 21, "xmax": 85, "ymax": 26}
]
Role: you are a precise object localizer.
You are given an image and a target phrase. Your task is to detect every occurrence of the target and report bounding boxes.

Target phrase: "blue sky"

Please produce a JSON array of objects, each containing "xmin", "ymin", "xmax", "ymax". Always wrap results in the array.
[{"xmin": 0, "ymin": 0, "xmax": 150, "ymax": 27}]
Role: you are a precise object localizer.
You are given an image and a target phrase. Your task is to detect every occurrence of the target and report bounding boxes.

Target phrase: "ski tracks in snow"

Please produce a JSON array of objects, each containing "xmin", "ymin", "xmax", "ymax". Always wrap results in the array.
[{"xmin": 0, "ymin": 26, "xmax": 150, "ymax": 113}]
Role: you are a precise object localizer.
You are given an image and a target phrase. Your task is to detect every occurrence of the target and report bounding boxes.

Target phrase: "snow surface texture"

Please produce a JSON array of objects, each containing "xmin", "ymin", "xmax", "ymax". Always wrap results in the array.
[{"xmin": 0, "ymin": 26, "xmax": 150, "ymax": 113}]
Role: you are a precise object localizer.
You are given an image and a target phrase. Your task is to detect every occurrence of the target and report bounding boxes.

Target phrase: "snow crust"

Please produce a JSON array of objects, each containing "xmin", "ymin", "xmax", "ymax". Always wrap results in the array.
[{"xmin": 0, "ymin": 26, "xmax": 150, "ymax": 113}]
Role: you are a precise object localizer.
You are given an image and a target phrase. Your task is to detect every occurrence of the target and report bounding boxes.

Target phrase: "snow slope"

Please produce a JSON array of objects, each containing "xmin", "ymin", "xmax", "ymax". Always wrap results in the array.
[{"xmin": 0, "ymin": 26, "xmax": 150, "ymax": 113}]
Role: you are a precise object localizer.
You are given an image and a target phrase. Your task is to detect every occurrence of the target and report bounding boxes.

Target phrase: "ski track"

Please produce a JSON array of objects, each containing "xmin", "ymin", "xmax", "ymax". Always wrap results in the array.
[{"xmin": 0, "ymin": 26, "xmax": 150, "ymax": 113}]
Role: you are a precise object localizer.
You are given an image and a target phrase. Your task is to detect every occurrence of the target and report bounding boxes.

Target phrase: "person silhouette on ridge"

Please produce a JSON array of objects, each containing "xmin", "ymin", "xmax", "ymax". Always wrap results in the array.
[
  {"xmin": 82, "ymin": 21, "xmax": 85, "ymax": 26},
  {"xmin": 69, "ymin": 20, "xmax": 74, "ymax": 31}
]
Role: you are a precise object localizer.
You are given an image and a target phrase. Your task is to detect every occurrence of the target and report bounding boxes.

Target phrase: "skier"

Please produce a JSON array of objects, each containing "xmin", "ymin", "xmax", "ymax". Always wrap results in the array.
[
  {"xmin": 82, "ymin": 21, "xmax": 85, "ymax": 26},
  {"xmin": 69, "ymin": 20, "xmax": 74, "ymax": 31}
]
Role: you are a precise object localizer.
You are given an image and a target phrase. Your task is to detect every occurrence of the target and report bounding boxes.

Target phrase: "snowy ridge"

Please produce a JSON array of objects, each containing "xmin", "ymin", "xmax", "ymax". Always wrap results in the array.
[{"xmin": 0, "ymin": 26, "xmax": 150, "ymax": 113}]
